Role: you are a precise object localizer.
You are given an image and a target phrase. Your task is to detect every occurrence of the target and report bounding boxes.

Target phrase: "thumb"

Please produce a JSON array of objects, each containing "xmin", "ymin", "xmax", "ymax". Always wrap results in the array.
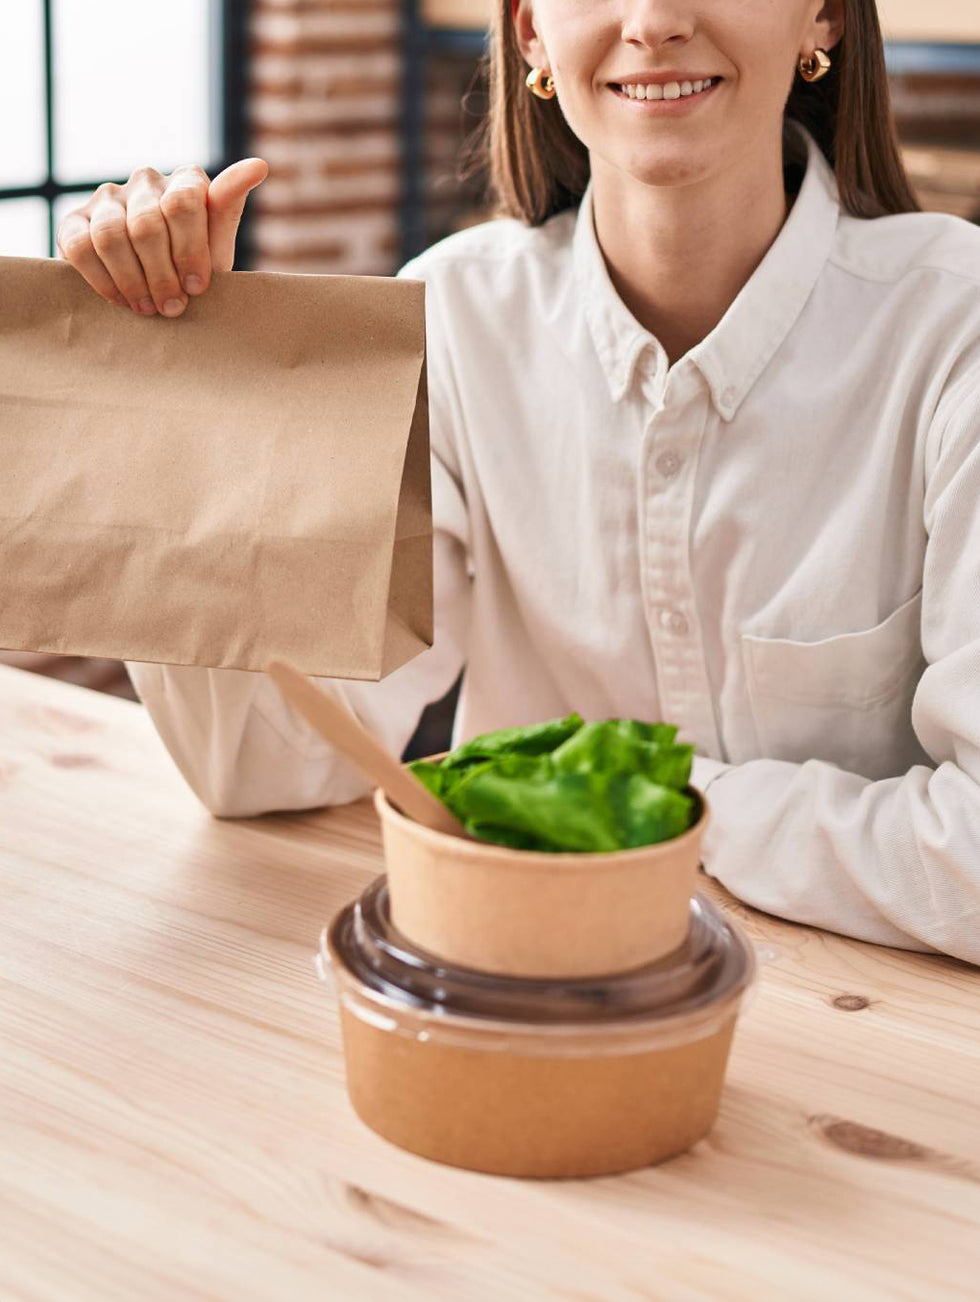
[{"xmin": 207, "ymin": 157, "xmax": 269, "ymax": 272}]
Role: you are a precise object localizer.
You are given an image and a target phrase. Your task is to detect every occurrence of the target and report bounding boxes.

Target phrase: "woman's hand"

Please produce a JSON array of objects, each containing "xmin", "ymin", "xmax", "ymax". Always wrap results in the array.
[{"xmin": 56, "ymin": 157, "xmax": 269, "ymax": 317}]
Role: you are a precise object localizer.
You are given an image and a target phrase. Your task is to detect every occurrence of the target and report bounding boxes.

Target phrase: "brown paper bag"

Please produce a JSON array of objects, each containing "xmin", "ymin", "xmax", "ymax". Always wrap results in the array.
[{"xmin": 0, "ymin": 255, "xmax": 432, "ymax": 679}]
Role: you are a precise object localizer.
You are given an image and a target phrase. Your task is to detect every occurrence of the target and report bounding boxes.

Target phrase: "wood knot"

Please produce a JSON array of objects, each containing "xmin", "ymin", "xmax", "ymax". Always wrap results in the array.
[
  {"xmin": 809, "ymin": 1115, "xmax": 980, "ymax": 1185},
  {"xmin": 832, "ymin": 994, "xmax": 870, "ymax": 1012},
  {"xmin": 809, "ymin": 1115, "xmax": 930, "ymax": 1162}
]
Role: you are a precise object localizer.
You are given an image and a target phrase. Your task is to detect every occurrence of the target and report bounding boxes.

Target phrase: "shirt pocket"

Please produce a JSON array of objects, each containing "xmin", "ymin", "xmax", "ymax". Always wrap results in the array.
[{"xmin": 740, "ymin": 588, "xmax": 926, "ymax": 780}]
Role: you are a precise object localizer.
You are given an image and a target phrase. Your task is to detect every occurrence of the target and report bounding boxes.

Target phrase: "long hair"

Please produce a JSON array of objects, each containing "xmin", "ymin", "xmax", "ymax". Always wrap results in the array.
[{"xmin": 462, "ymin": 0, "xmax": 921, "ymax": 223}]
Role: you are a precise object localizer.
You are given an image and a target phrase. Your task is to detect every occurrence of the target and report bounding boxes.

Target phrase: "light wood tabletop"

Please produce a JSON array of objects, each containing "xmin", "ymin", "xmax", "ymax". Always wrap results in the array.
[{"xmin": 1, "ymin": 662, "xmax": 978, "ymax": 1302}]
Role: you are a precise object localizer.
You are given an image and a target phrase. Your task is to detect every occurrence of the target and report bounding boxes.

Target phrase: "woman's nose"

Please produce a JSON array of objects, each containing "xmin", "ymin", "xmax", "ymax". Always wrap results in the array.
[{"xmin": 619, "ymin": 1, "xmax": 696, "ymax": 49}]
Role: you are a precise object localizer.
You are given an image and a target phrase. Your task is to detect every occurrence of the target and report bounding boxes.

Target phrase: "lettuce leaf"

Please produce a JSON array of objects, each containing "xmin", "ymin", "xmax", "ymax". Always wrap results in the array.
[
  {"xmin": 551, "ymin": 720, "xmax": 693, "ymax": 787},
  {"xmin": 438, "ymin": 712, "xmax": 584, "ymax": 769},
  {"xmin": 409, "ymin": 714, "xmax": 697, "ymax": 854}
]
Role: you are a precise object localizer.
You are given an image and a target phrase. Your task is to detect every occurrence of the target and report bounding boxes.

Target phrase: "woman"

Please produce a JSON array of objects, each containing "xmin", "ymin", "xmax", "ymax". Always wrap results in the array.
[{"xmin": 58, "ymin": 0, "xmax": 980, "ymax": 964}]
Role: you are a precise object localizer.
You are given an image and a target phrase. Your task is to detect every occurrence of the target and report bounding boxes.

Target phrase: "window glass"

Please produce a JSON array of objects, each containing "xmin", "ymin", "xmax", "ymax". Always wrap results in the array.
[
  {"xmin": 53, "ymin": 0, "xmax": 215, "ymax": 185},
  {"xmin": 0, "ymin": 0, "xmax": 46, "ymax": 188},
  {"xmin": 0, "ymin": 199, "xmax": 49, "ymax": 257}
]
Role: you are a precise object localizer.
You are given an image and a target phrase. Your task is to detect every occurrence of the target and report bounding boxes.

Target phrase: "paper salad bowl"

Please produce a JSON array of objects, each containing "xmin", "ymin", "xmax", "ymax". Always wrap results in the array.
[
  {"xmin": 373, "ymin": 756, "xmax": 711, "ymax": 979},
  {"xmin": 319, "ymin": 877, "xmax": 758, "ymax": 1178}
]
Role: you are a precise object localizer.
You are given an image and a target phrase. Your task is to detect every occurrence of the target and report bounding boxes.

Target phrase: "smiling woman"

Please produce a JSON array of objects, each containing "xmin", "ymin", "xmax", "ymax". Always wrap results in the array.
[
  {"xmin": 112, "ymin": 0, "xmax": 980, "ymax": 967},
  {"xmin": 475, "ymin": 0, "xmax": 918, "ymax": 223}
]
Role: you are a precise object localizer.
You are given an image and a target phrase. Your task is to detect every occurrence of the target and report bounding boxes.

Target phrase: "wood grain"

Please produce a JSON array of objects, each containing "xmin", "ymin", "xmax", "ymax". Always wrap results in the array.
[{"xmin": 1, "ymin": 663, "xmax": 978, "ymax": 1301}]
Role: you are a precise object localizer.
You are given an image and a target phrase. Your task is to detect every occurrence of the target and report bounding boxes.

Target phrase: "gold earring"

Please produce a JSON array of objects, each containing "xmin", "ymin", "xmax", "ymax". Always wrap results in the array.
[
  {"xmin": 799, "ymin": 48, "xmax": 831, "ymax": 83},
  {"xmin": 525, "ymin": 67, "xmax": 556, "ymax": 100}
]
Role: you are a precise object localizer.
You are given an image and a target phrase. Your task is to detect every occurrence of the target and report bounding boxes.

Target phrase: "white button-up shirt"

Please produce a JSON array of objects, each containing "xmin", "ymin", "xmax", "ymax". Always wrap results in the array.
[{"xmin": 126, "ymin": 120, "xmax": 980, "ymax": 964}]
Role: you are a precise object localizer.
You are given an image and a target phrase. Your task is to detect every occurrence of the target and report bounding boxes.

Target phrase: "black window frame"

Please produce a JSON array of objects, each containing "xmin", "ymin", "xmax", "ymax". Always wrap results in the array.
[{"xmin": 0, "ymin": 0, "xmax": 255, "ymax": 266}]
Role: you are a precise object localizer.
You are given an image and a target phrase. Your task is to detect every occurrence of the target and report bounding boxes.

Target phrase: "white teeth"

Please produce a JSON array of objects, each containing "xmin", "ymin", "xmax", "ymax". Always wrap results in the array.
[{"xmin": 617, "ymin": 77, "xmax": 715, "ymax": 100}]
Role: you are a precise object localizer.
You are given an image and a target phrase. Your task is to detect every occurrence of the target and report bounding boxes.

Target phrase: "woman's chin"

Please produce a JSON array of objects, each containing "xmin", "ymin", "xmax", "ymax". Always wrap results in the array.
[{"xmin": 617, "ymin": 155, "xmax": 717, "ymax": 190}]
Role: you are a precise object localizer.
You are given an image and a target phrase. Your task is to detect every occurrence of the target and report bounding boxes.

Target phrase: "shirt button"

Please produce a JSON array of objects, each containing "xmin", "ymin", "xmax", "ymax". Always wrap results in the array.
[
  {"xmin": 660, "ymin": 608, "xmax": 689, "ymax": 635},
  {"xmin": 655, "ymin": 450, "xmax": 682, "ymax": 479},
  {"xmin": 721, "ymin": 384, "xmax": 737, "ymax": 407}
]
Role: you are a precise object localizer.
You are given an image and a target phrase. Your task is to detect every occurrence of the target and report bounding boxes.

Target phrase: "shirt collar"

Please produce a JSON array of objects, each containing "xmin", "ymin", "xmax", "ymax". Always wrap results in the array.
[{"xmin": 573, "ymin": 120, "xmax": 841, "ymax": 420}]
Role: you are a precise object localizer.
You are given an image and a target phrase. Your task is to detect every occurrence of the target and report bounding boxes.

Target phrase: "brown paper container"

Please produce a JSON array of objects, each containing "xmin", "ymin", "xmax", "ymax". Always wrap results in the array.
[
  {"xmin": 321, "ymin": 882, "xmax": 758, "ymax": 1179},
  {"xmin": 374, "ymin": 775, "xmax": 710, "ymax": 978},
  {"xmin": 338, "ymin": 1003, "xmax": 737, "ymax": 1179},
  {"xmin": 0, "ymin": 254, "xmax": 432, "ymax": 679}
]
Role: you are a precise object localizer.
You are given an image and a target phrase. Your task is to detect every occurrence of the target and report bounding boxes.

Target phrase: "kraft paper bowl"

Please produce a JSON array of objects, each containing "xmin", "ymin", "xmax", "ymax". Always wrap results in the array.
[
  {"xmin": 374, "ymin": 761, "xmax": 710, "ymax": 979},
  {"xmin": 318, "ymin": 877, "xmax": 759, "ymax": 1179}
]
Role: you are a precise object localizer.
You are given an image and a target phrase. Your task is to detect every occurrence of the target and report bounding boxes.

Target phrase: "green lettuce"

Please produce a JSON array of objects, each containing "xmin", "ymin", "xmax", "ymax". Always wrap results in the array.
[{"xmin": 409, "ymin": 715, "xmax": 696, "ymax": 853}]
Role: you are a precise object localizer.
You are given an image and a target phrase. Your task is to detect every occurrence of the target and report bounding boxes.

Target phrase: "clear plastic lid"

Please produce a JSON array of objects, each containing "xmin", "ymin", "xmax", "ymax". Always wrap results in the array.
[{"xmin": 319, "ymin": 877, "xmax": 760, "ymax": 1055}]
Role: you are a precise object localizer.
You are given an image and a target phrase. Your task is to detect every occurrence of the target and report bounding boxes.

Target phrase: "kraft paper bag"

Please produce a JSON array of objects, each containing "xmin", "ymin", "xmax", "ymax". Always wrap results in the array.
[{"xmin": 0, "ymin": 254, "xmax": 432, "ymax": 679}]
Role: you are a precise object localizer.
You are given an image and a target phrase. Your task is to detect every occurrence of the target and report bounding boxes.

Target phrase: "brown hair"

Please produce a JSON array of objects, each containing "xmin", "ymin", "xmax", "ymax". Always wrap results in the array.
[{"xmin": 462, "ymin": 0, "xmax": 920, "ymax": 224}]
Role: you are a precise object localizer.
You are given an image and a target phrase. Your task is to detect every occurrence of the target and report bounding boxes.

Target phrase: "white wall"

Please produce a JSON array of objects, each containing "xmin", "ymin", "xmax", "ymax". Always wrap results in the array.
[{"xmin": 877, "ymin": 0, "xmax": 980, "ymax": 42}]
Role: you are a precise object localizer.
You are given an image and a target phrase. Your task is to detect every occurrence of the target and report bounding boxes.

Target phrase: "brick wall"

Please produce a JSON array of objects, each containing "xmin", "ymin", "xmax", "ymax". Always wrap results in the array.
[
  {"xmin": 248, "ymin": 0, "xmax": 404, "ymax": 274},
  {"xmin": 248, "ymin": 0, "xmax": 488, "ymax": 276}
]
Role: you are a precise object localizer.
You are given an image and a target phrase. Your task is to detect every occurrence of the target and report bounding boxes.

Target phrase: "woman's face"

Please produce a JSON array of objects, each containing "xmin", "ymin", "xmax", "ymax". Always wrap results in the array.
[{"xmin": 513, "ymin": 0, "xmax": 843, "ymax": 189}]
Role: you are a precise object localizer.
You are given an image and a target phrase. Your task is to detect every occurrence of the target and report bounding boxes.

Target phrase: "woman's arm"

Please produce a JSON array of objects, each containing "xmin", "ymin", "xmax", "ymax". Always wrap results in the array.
[
  {"xmin": 693, "ymin": 379, "xmax": 980, "ymax": 966},
  {"xmin": 124, "ymin": 487, "xmax": 470, "ymax": 818}
]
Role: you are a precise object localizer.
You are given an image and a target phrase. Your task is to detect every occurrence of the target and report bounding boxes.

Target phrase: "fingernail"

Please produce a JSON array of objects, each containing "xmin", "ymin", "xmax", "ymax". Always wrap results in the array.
[
  {"xmin": 162, "ymin": 298, "xmax": 185, "ymax": 317},
  {"xmin": 184, "ymin": 274, "xmax": 203, "ymax": 294},
  {"xmin": 139, "ymin": 298, "xmax": 156, "ymax": 315}
]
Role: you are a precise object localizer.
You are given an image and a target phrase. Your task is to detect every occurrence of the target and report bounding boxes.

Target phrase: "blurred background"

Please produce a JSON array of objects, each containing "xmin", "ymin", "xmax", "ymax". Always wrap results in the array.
[{"xmin": 2, "ymin": 0, "xmax": 979, "ymax": 759}]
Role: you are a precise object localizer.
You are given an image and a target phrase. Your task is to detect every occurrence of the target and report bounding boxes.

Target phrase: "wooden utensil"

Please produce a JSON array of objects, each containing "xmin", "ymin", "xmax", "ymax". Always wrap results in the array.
[{"xmin": 265, "ymin": 657, "xmax": 469, "ymax": 839}]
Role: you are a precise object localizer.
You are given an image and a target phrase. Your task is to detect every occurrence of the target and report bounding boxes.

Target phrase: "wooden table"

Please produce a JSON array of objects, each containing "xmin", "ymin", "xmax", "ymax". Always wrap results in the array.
[{"xmin": 1, "ymin": 664, "xmax": 978, "ymax": 1301}]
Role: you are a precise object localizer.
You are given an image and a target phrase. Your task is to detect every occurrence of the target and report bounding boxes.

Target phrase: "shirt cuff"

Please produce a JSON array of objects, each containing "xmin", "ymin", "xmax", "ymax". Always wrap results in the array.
[{"xmin": 691, "ymin": 752, "xmax": 733, "ymax": 794}]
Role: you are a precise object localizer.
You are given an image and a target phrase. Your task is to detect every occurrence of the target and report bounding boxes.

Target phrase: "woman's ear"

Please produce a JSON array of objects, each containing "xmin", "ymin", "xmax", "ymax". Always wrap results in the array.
[
  {"xmin": 812, "ymin": 0, "xmax": 845, "ymax": 52},
  {"xmin": 511, "ymin": 0, "xmax": 548, "ymax": 69}
]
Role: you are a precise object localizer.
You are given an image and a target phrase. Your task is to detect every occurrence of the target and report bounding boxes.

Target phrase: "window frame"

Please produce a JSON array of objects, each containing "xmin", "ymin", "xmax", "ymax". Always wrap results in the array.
[{"xmin": 0, "ymin": 0, "xmax": 255, "ymax": 266}]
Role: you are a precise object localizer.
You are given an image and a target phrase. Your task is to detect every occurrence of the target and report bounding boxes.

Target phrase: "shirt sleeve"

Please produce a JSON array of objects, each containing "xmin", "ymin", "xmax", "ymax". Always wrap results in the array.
[
  {"xmin": 693, "ymin": 377, "xmax": 980, "ymax": 966},
  {"xmin": 125, "ymin": 258, "xmax": 472, "ymax": 818}
]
